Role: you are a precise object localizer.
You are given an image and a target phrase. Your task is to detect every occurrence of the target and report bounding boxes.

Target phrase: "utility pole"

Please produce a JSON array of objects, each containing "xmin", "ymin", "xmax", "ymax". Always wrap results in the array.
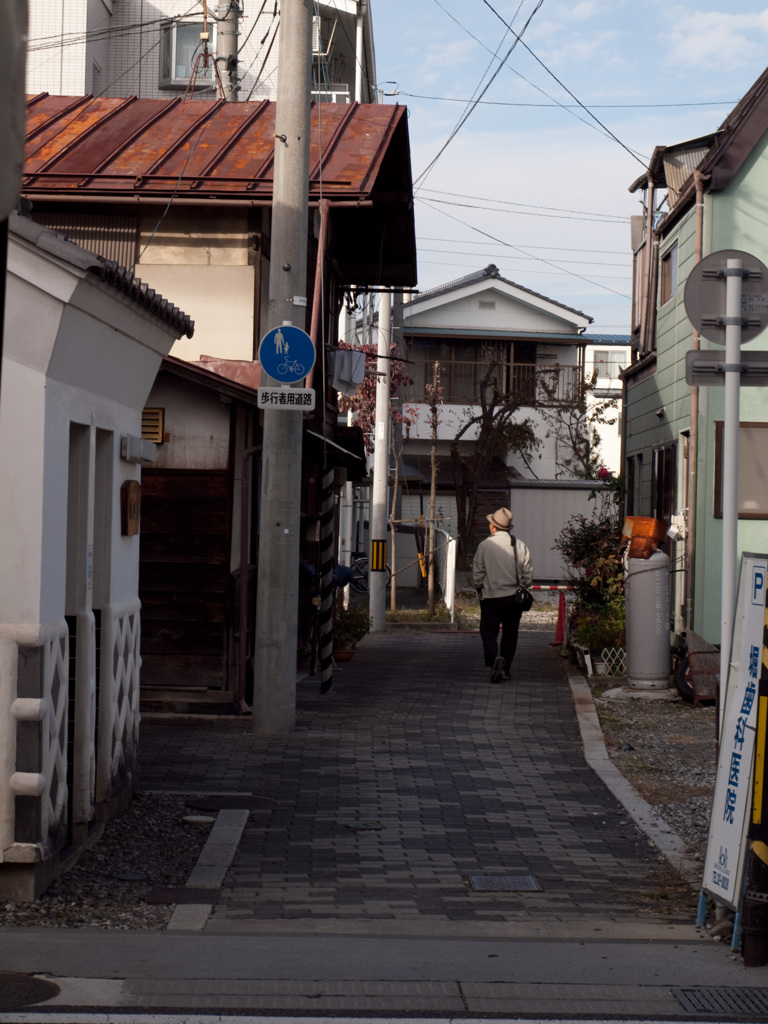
[
  {"xmin": 369, "ymin": 290, "xmax": 391, "ymax": 631},
  {"xmin": 252, "ymin": 0, "xmax": 312, "ymax": 734},
  {"xmin": 216, "ymin": 0, "xmax": 239, "ymax": 100}
]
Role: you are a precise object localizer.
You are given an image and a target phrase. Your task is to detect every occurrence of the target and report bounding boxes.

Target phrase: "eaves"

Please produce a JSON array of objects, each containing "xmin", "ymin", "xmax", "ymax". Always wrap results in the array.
[{"xmin": 620, "ymin": 351, "xmax": 656, "ymax": 387}]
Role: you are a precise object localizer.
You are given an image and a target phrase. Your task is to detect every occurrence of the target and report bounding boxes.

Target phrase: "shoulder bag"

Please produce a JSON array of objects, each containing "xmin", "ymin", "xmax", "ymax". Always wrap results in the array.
[{"xmin": 510, "ymin": 535, "xmax": 534, "ymax": 612}]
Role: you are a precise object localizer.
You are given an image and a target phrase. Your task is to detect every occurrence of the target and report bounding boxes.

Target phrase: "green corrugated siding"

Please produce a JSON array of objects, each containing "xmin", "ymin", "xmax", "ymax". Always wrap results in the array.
[{"xmin": 694, "ymin": 130, "xmax": 768, "ymax": 640}]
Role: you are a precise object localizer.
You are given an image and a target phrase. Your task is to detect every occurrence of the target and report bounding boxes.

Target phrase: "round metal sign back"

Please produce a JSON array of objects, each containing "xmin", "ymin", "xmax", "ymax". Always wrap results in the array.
[{"xmin": 684, "ymin": 249, "xmax": 768, "ymax": 345}]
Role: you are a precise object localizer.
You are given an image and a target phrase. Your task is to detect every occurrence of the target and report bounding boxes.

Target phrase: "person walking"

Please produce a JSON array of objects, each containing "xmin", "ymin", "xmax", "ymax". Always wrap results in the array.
[{"xmin": 472, "ymin": 507, "xmax": 533, "ymax": 683}]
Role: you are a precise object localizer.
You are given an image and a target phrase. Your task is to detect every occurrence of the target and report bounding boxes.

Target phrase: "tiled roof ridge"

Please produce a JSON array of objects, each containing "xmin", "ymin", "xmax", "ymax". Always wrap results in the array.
[
  {"xmin": 411, "ymin": 263, "xmax": 592, "ymax": 322},
  {"xmin": 10, "ymin": 208, "xmax": 194, "ymax": 338}
]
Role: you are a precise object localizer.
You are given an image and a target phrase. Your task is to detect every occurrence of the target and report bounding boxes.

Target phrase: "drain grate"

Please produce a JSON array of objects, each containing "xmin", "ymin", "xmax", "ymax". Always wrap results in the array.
[
  {"xmin": 468, "ymin": 874, "xmax": 541, "ymax": 892},
  {"xmin": 672, "ymin": 987, "xmax": 768, "ymax": 1015}
]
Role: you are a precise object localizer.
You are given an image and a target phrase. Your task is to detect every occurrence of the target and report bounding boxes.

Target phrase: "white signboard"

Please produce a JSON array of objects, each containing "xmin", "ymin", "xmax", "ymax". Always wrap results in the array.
[
  {"xmin": 702, "ymin": 553, "xmax": 768, "ymax": 908},
  {"xmin": 257, "ymin": 388, "xmax": 315, "ymax": 411}
]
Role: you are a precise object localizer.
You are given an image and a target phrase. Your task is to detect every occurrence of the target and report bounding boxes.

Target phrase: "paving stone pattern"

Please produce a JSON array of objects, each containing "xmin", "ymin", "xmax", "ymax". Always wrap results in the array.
[{"xmin": 138, "ymin": 629, "xmax": 677, "ymax": 925}]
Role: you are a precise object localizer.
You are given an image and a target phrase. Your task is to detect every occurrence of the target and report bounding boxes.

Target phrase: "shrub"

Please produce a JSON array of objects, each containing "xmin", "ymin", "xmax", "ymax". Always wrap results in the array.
[
  {"xmin": 333, "ymin": 602, "xmax": 371, "ymax": 649},
  {"xmin": 554, "ymin": 472, "xmax": 625, "ymax": 609}
]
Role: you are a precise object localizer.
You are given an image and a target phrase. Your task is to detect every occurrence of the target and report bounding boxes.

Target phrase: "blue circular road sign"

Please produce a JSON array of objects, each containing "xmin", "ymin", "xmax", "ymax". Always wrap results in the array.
[{"xmin": 258, "ymin": 325, "xmax": 316, "ymax": 384}]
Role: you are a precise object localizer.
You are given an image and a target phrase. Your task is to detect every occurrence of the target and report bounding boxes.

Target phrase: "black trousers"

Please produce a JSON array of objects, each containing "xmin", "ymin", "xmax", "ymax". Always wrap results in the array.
[{"xmin": 480, "ymin": 595, "xmax": 523, "ymax": 669}]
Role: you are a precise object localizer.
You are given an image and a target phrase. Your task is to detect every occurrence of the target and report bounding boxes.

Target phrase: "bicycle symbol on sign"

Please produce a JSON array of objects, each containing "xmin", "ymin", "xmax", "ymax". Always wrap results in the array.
[{"xmin": 278, "ymin": 358, "xmax": 305, "ymax": 376}]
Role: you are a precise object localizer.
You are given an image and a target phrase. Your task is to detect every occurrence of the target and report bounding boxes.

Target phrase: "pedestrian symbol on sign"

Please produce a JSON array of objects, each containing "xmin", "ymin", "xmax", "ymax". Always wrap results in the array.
[{"xmin": 258, "ymin": 325, "xmax": 316, "ymax": 384}]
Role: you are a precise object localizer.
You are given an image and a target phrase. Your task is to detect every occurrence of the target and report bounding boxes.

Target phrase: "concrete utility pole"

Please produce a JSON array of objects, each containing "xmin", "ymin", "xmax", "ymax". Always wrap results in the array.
[
  {"xmin": 369, "ymin": 290, "xmax": 391, "ymax": 631},
  {"xmin": 252, "ymin": 0, "xmax": 312, "ymax": 734},
  {"xmin": 216, "ymin": 0, "xmax": 239, "ymax": 100}
]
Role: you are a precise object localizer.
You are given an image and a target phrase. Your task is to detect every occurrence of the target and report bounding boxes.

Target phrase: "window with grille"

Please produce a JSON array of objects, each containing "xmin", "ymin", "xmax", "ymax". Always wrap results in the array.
[{"xmin": 651, "ymin": 443, "xmax": 677, "ymax": 522}]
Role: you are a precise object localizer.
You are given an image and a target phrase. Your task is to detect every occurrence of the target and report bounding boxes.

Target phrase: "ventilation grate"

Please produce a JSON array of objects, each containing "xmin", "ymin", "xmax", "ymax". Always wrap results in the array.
[
  {"xmin": 672, "ymin": 987, "xmax": 768, "ymax": 1015},
  {"xmin": 142, "ymin": 407, "xmax": 165, "ymax": 444},
  {"xmin": 468, "ymin": 874, "xmax": 541, "ymax": 892}
]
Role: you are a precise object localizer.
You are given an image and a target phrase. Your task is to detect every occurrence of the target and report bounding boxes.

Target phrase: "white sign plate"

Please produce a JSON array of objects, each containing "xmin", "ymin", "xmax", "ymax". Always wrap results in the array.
[
  {"xmin": 701, "ymin": 553, "xmax": 768, "ymax": 909},
  {"xmin": 258, "ymin": 387, "xmax": 315, "ymax": 411}
]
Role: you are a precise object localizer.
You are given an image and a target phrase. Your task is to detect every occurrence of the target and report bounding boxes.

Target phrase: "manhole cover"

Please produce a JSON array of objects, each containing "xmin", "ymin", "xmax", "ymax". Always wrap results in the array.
[
  {"xmin": 672, "ymin": 987, "xmax": 768, "ymax": 1015},
  {"xmin": 0, "ymin": 972, "xmax": 59, "ymax": 1010},
  {"xmin": 468, "ymin": 874, "xmax": 541, "ymax": 892},
  {"xmin": 144, "ymin": 886, "xmax": 220, "ymax": 904}
]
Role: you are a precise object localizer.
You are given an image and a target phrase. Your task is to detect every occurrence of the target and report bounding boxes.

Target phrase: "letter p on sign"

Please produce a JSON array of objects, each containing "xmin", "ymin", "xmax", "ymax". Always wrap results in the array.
[{"xmin": 753, "ymin": 567, "xmax": 766, "ymax": 606}]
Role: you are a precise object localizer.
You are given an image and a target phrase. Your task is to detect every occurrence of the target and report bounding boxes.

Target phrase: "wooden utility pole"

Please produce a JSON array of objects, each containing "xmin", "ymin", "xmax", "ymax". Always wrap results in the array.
[{"xmin": 252, "ymin": 0, "xmax": 312, "ymax": 734}]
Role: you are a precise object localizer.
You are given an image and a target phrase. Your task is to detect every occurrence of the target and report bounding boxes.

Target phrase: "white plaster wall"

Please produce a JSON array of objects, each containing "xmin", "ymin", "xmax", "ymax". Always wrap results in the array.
[
  {"xmin": 408, "ymin": 293, "xmax": 580, "ymax": 333},
  {"xmin": 0, "ymin": 360, "xmax": 47, "ymax": 623},
  {"xmin": 147, "ymin": 375, "xmax": 231, "ymax": 470},
  {"xmin": 134, "ymin": 264, "xmax": 256, "ymax": 363}
]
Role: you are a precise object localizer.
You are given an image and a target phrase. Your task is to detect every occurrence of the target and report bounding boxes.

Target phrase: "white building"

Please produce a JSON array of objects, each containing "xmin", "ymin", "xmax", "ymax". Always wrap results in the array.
[
  {"xmin": 26, "ymin": 0, "xmax": 376, "ymax": 105},
  {"xmin": 376, "ymin": 266, "xmax": 630, "ymax": 582},
  {"xmin": 0, "ymin": 211, "xmax": 192, "ymax": 899}
]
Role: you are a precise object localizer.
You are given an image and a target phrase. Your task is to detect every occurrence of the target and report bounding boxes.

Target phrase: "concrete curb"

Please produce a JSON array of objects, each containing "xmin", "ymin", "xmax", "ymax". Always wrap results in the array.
[
  {"xmin": 168, "ymin": 809, "xmax": 249, "ymax": 931},
  {"xmin": 566, "ymin": 664, "xmax": 702, "ymax": 887}
]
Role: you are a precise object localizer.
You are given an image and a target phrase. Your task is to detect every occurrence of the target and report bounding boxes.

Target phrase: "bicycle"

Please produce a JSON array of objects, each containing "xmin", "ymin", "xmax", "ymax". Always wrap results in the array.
[
  {"xmin": 277, "ymin": 358, "xmax": 304, "ymax": 376},
  {"xmin": 349, "ymin": 555, "xmax": 392, "ymax": 594}
]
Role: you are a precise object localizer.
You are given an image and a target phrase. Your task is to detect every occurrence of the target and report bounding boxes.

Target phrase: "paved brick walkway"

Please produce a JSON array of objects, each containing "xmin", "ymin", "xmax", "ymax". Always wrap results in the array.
[{"xmin": 138, "ymin": 627, "xmax": 682, "ymax": 928}]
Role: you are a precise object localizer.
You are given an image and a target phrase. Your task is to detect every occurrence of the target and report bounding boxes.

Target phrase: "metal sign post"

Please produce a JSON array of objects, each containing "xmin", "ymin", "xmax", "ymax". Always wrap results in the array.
[{"xmin": 684, "ymin": 249, "xmax": 768, "ymax": 696}]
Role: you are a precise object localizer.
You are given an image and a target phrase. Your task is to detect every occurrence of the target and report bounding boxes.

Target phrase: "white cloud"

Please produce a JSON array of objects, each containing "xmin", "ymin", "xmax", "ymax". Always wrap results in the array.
[{"xmin": 661, "ymin": 8, "xmax": 768, "ymax": 71}]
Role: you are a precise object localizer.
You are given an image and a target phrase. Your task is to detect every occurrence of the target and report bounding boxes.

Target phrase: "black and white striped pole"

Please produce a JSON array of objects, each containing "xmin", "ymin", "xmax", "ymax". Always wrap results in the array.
[
  {"xmin": 318, "ymin": 466, "xmax": 335, "ymax": 693},
  {"xmin": 369, "ymin": 290, "xmax": 391, "ymax": 631}
]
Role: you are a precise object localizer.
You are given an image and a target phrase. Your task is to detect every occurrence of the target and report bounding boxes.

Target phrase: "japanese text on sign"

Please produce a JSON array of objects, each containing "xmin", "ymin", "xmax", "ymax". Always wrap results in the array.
[{"xmin": 257, "ymin": 388, "xmax": 315, "ymax": 411}]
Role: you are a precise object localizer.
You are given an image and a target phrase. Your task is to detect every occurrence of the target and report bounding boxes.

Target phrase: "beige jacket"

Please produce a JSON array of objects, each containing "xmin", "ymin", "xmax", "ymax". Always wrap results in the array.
[{"xmin": 472, "ymin": 531, "xmax": 533, "ymax": 600}]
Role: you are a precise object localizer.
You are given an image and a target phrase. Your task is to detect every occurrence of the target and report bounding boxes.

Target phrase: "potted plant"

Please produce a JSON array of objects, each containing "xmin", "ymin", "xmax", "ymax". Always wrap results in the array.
[{"xmin": 332, "ymin": 602, "xmax": 371, "ymax": 659}]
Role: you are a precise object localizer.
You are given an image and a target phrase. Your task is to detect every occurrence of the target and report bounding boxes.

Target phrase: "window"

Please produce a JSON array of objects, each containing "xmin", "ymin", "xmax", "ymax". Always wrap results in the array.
[
  {"xmin": 651, "ymin": 443, "xmax": 677, "ymax": 523},
  {"xmin": 714, "ymin": 421, "xmax": 768, "ymax": 518},
  {"xmin": 159, "ymin": 21, "xmax": 216, "ymax": 90},
  {"xmin": 404, "ymin": 340, "xmax": 510, "ymax": 404},
  {"xmin": 592, "ymin": 349, "xmax": 625, "ymax": 379},
  {"xmin": 660, "ymin": 241, "xmax": 678, "ymax": 305}
]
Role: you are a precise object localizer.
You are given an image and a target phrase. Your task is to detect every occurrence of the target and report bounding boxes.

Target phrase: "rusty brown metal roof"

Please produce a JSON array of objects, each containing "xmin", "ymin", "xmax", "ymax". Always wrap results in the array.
[
  {"xmin": 23, "ymin": 94, "xmax": 417, "ymax": 286},
  {"xmin": 24, "ymin": 95, "xmax": 407, "ymax": 202}
]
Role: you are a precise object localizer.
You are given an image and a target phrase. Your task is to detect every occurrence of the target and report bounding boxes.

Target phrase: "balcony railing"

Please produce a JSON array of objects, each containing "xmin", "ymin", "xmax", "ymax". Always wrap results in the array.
[{"xmin": 403, "ymin": 362, "xmax": 584, "ymax": 406}]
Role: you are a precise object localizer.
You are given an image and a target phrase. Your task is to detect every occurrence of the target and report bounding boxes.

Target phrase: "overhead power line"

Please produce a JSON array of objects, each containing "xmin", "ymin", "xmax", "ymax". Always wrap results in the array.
[
  {"xmin": 418, "ymin": 187, "xmax": 628, "ymax": 224},
  {"xmin": 478, "ymin": 0, "xmax": 646, "ymax": 167},
  {"xmin": 399, "ymin": 91, "xmax": 737, "ymax": 111},
  {"xmin": 417, "ymin": 196, "xmax": 632, "ymax": 300},
  {"xmin": 414, "ymin": 0, "xmax": 544, "ymax": 186}
]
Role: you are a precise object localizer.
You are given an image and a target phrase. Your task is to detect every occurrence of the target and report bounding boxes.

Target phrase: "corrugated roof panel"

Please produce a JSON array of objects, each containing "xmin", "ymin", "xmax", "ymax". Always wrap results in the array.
[
  {"xmin": 663, "ymin": 144, "xmax": 710, "ymax": 201},
  {"xmin": 23, "ymin": 96, "xmax": 407, "ymax": 200}
]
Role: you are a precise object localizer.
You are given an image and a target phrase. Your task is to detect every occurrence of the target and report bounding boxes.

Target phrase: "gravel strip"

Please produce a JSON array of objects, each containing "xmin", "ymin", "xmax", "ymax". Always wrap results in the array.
[
  {"xmin": 0, "ymin": 792, "xmax": 212, "ymax": 929},
  {"xmin": 590, "ymin": 680, "xmax": 717, "ymax": 866}
]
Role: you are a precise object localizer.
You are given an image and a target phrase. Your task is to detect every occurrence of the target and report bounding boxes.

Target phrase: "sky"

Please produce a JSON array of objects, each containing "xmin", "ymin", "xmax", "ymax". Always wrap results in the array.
[{"xmin": 370, "ymin": 0, "xmax": 768, "ymax": 335}]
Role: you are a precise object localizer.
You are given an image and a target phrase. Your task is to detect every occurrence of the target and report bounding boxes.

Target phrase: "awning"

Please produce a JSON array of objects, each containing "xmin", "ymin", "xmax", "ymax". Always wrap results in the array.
[{"xmin": 305, "ymin": 426, "xmax": 366, "ymax": 481}]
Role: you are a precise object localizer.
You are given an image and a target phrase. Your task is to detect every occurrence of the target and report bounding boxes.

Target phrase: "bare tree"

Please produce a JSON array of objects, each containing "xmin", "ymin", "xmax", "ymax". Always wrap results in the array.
[
  {"xmin": 450, "ymin": 362, "xmax": 538, "ymax": 567},
  {"xmin": 536, "ymin": 369, "xmax": 618, "ymax": 479},
  {"xmin": 424, "ymin": 362, "xmax": 441, "ymax": 616}
]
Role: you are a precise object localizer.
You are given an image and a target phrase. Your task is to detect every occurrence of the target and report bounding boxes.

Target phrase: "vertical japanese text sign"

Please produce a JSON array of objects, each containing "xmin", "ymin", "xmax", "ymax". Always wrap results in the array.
[{"xmin": 702, "ymin": 554, "xmax": 767, "ymax": 908}]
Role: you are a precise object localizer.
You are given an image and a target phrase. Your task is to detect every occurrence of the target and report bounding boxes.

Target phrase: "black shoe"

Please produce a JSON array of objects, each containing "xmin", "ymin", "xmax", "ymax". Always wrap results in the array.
[
  {"xmin": 503, "ymin": 668, "xmax": 512, "ymax": 679},
  {"xmin": 490, "ymin": 656, "xmax": 505, "ymax": 683}
]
